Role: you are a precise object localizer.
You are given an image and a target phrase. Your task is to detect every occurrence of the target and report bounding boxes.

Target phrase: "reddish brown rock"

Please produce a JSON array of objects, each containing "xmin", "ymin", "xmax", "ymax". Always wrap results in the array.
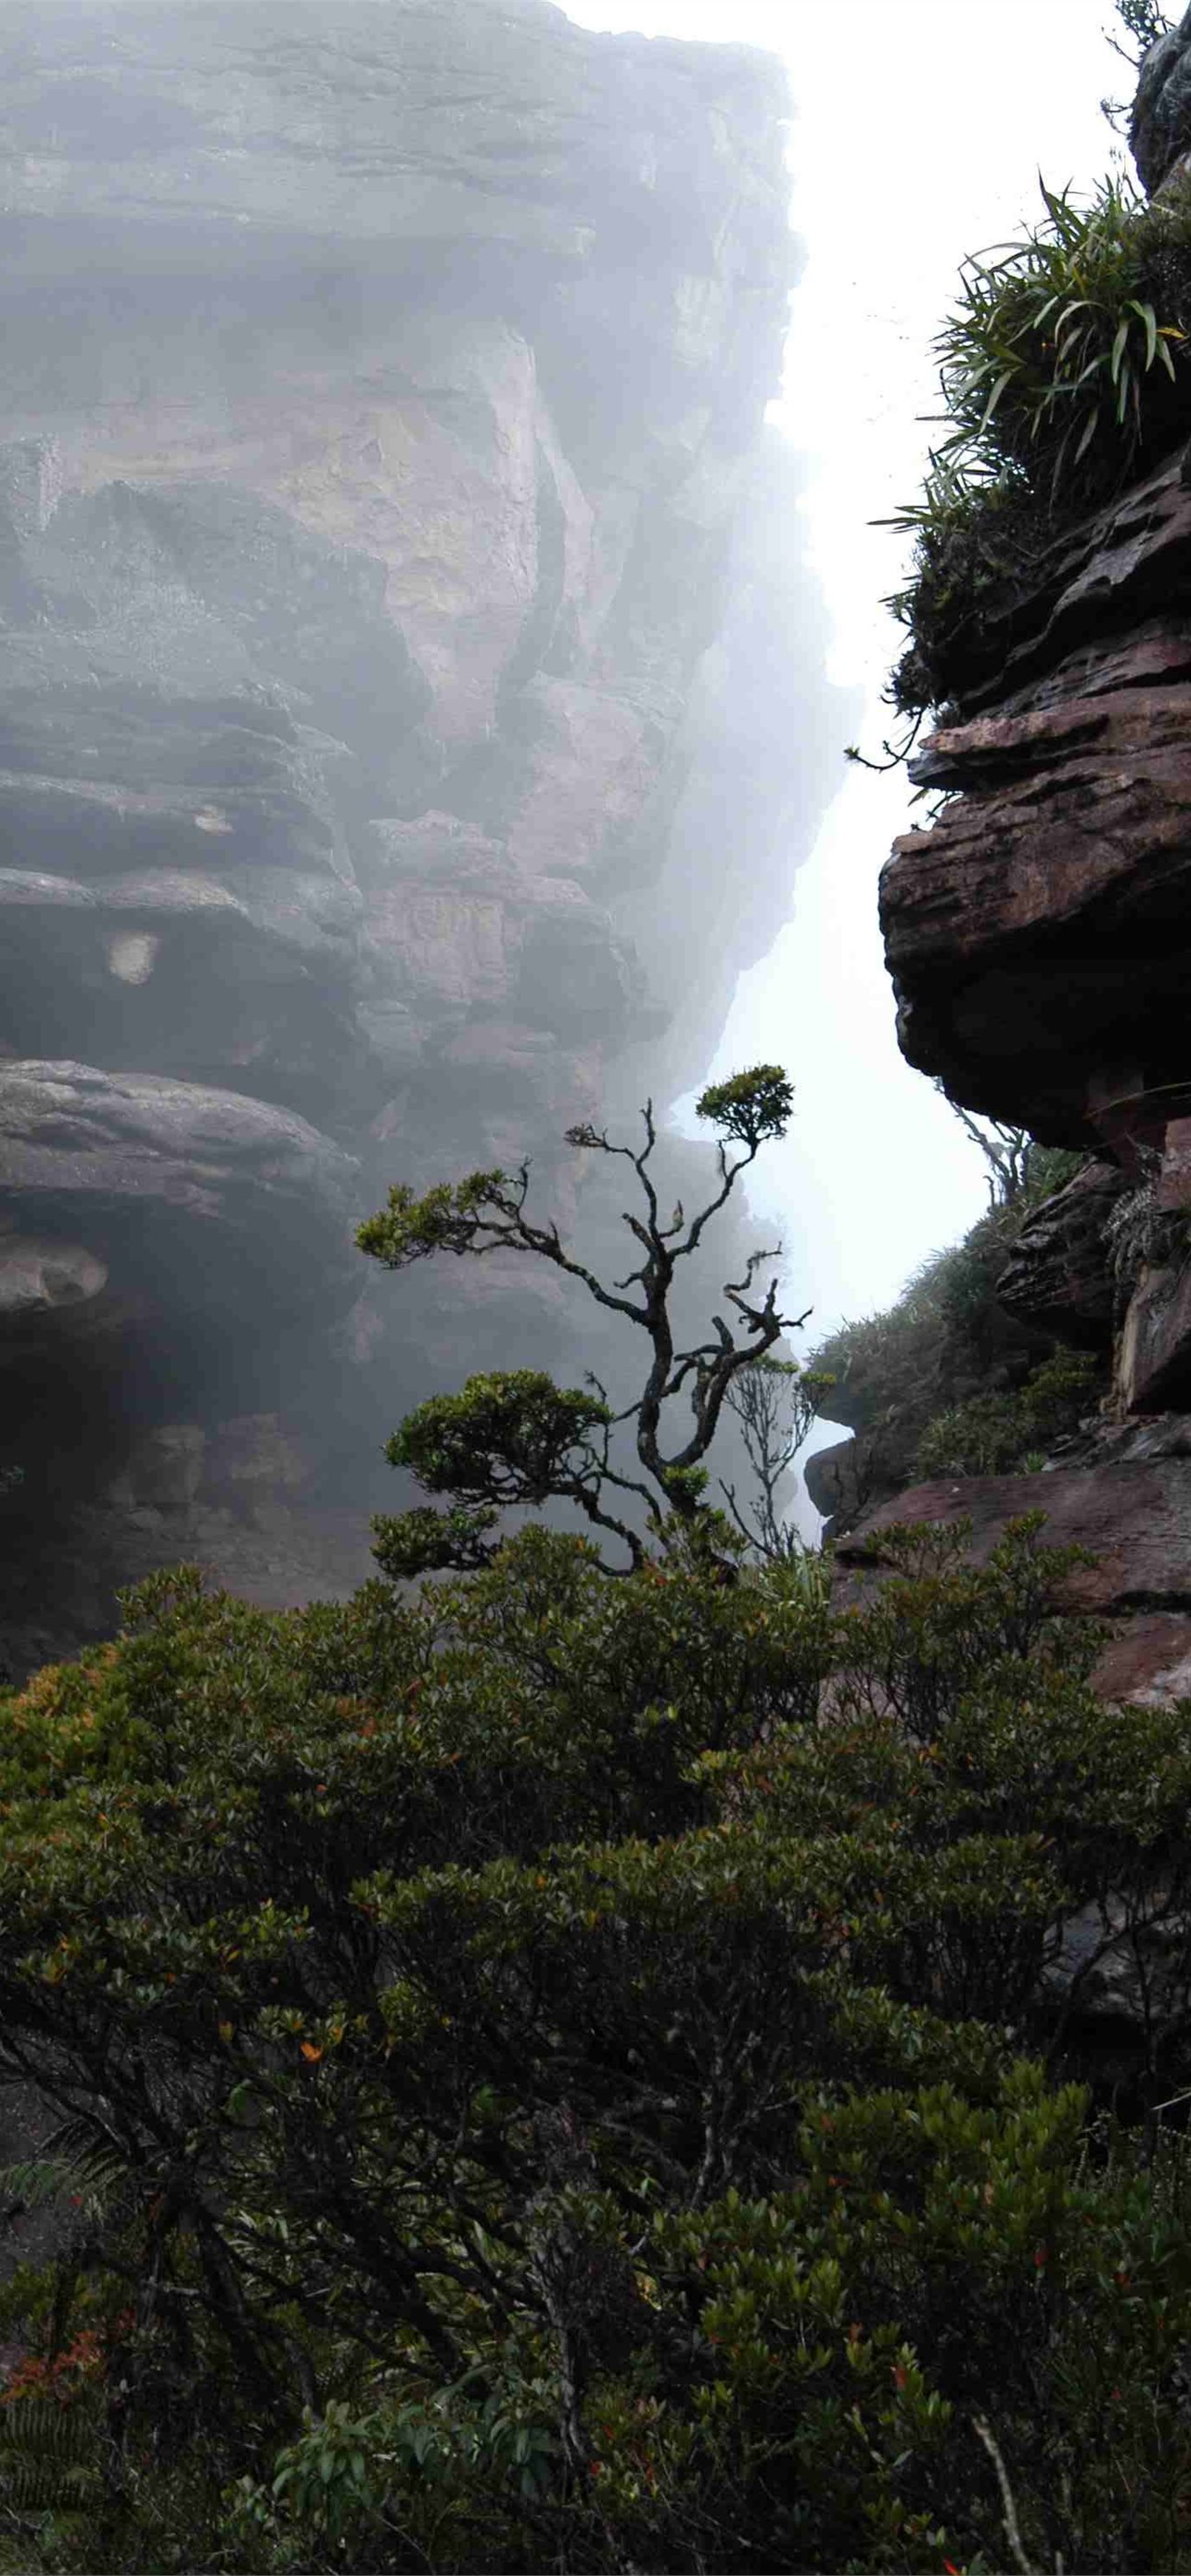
[
  {"xmin": 1094, "ymin": 1613, "xmax": 1191, "ymax": 1709},
  {"xmin": 834, "ymin": 1461, "xmax": 1191, "ymax": 1705},
  {"xmin": 1119, "ymin": 1246, "xmax": 1191, "ymax": 1413},
  {"xmin": 836, "ymin": 1461, "xmax": 1191, "ymax": 1606},
  {"xmin": 880, "ymin": 454, "xmax": 1191, "ymax": 1149}
]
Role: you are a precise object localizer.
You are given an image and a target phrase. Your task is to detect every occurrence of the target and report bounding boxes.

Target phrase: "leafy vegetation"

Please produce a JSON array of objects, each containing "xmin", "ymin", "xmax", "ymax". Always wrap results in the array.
[
  {"xmin": 915, "ymin": 1345, "xmax": 1102, "ymax": 1479},
  {"xmin": 805, "ymin": 1144, "xmax": 1101, "ymax": 1522},
  {"xmin": 1, "ymin": 1517, "xmax": 1191, "ymax": 2568},
  {"xmin": 886, "ymin": 166, "xmax": 1191, "ymax": 716},
  {"xmin": 0, "ymin": 1059, "xmax": 1173, "ymax": 2570}
]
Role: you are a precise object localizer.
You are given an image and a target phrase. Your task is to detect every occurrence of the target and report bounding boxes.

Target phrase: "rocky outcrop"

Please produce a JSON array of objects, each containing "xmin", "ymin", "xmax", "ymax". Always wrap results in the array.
[
  {"xmin": 0, "ymin": 1, "xmax": 852, "ymax": 1673},
  {"xmin": 877, "ymin": 450, "xmax": 1191, "ymax": 1458},
  {"xmin": 882, "ymin": 438, "xmax": 1191, "ymax": 1471},
  {"xmin": 834, "ymin": 1462, "xmax": 1191, "ymax": 1709},
  {"xmin": 881, "ymin": 453, "xmax": 1191, "ymax": 1152},
  {"xmin": 862, "ymin": 495, "xmax": 1191, "ymax": 1669},
  {"xmin": 846, "ymin": 45, "xmax": 1191, "ymax": 1690},
  {"xmin": 0, "ymin": 1061, "xmax": 359, "ymax": 1312}
]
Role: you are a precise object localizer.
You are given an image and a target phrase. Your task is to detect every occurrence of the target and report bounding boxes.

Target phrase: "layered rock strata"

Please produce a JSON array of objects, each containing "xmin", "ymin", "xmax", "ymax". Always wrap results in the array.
[
  {"xmin": 878, "ymin": 449, "xmax": 1191, "ymax": 1443},
  {"xmin": 0, "ymin": 1, "xmax": 857, "ymax": 1674},
  {"xmin": 881, "ymin": 450, "xmax": 1191, "ymax": 1158},
  {"xmin": 858, "ymin": 46, "xmax": 1191, "ymax": 1681},
  {"xmin": 835, "ymin": 1459, "xmax": 1191, "ymax": 1707}
]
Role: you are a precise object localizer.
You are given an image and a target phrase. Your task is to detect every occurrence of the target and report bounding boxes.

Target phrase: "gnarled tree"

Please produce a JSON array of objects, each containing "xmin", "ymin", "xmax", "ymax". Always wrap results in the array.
[{"xmin": 357, "ymin": 1065, "xmax": 813, "ymax": 1575}]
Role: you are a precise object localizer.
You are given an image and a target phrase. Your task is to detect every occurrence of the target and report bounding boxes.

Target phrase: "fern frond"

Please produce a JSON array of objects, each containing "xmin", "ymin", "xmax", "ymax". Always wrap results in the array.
[
  {"xmin": 2, "ymin": 2456, "xmax": 96, "ymax": 2513},
  {"xmin": 0, "ymin": 2399, "xmax": 97, "ymax": 2466},
  {"xmin": 0, "ymin": 2159, "xmax": 74, "ymax": 2215}
]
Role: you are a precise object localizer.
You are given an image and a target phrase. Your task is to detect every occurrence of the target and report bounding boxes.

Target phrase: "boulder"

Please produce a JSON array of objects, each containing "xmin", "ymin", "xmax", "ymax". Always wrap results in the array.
[
  {"xmin": 803, "ymin": 1433, "xmax": 875, "ymax": 1537},
  {"xmin": 0, "ymin": 1232, "xmax": 108, "ymax": 1320}
]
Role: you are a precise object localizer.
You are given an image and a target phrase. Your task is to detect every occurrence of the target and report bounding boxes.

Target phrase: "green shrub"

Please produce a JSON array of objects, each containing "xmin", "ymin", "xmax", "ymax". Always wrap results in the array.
[
  {"xmin": 916, "ymin": 1346, "xmax": 1102, "ymax": 1479},
  {"xmin": 1, "ymin": 1524, "xmax": 1191, "ymax": 2566},
  {"xmin": 886, "ymin": 469, "xmax": 1057, "ymax": 720},
  {"xmin": 938, "ymin": 177, "xmax": 1189, "ymax": 498},
  {"xmin": 807, "ymin": 1149, "xmax": 1106, "ymax": 1518}
]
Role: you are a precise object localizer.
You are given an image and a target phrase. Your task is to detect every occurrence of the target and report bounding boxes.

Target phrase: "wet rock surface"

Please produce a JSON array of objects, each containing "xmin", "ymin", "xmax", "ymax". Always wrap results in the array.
[{"xmin": 0, "ymin": 2, "xmax": 850, "ymax": 1672}]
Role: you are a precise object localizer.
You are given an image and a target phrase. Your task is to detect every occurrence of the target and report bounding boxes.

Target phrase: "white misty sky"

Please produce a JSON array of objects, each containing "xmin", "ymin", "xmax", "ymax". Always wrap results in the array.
[{"xmin": 557, "ymin": 0, "xmax": 1125, "ymax": 1363}]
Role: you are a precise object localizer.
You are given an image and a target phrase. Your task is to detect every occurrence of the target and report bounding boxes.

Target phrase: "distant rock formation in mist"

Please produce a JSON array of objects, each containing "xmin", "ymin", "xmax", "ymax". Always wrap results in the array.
[{"xmin": 0, "ymin": 0, "xmax": 855, "ymax": 1674}]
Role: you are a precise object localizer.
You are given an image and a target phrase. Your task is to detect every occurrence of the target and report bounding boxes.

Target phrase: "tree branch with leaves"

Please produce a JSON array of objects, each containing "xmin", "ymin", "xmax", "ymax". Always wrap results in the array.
[{"xmin": 356, "ymin": 1065, "xmax": 810, "ymax": 1575}]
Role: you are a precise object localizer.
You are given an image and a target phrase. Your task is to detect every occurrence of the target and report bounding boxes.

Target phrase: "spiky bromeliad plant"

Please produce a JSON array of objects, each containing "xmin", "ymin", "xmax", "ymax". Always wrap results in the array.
[{"xmin": 885, "ymin": 172, "xmax": 1191, "ymax": 718}]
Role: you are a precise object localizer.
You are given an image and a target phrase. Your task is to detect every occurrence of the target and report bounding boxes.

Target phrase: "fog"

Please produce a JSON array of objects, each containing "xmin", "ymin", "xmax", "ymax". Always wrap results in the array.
[
  {"xmin": 0, "ymin": 0, "xmax": 1134, "ymax": 1664},
  {"xmin": 563, "ymin": 0, "xmax": 1124, "ymax": 1333}
]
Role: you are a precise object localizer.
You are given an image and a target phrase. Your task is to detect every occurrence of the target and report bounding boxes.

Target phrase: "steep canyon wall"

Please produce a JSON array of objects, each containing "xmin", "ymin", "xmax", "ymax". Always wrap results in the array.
[{"xmin": 0, "ymin": 0, "xmax": 852, "ymax": 1674}]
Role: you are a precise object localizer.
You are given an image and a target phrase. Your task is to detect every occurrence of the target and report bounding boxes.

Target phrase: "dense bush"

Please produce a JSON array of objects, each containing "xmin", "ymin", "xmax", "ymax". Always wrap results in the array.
[
  {"xmin": 0, "ymin": 1524, "xmax": 1191, "ymax": 2567},
  {"xmin": 915, "ymin": 1346, "xmax": 1102, "ymax": 1479},
  {"xmin": 805, "ymin": 1150, "xmax": 1102, "ymax": 1520},
  {"xmin": 887, "ymin": 172, "xmax": 1191, "ymax": 715}
]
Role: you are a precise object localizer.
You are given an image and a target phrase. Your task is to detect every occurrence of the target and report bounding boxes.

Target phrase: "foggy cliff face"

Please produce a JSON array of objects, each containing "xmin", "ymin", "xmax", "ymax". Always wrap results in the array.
[{"xmin": 0, "ymin": 0, "xmax": 852, "ymax": 1674}]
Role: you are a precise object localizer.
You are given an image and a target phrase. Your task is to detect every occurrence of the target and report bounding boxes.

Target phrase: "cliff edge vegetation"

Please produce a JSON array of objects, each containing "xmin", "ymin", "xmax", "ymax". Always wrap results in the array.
[
  {"xmin": 879, "ymin": 4, "xmax": 1191, "ymax": 727},
  {"xmin": 1, "ymin": 1079, "xmax": 1191, "ymax": 2570}
]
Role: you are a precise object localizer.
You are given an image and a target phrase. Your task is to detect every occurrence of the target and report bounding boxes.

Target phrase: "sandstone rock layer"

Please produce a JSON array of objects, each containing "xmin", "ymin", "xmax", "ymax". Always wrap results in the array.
[
  {"xmin": 881, "ymin": 453, "xmax": 1191, "ymax": 1153},
  {"xmin": 866, "ymin": 181, "xmax": 1191, "ymax": 1682}
]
